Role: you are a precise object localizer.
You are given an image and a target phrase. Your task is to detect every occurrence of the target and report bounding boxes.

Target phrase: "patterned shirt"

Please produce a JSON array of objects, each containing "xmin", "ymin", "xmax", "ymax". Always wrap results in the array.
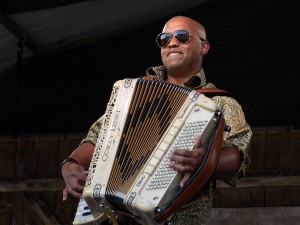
[{"xmin": 81, "ymin": 66, "xmax": 252, "ymax": 225}]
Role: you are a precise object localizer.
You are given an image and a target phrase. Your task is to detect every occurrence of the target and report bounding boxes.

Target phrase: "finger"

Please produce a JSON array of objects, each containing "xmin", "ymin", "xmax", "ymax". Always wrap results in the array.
[
  {"xmin": 67, "ymin": 185, "xmax": 83, "ymax": 199},
  {"xmin": 63, "ymin": 188, "xmax": 68, "ymax": 201},
  {"xmin": 169, "ymin": 160, "xmax": 195, "ymax": 173},
  {"xmin": 169, "ymin": 149, "xmax": 191, "ymax": 163},
  {"xmin": 69, "ymin": 190, "xmax": 83, "ymax": 199},
  {"xmin": 168, "ymin": 160, "xmax": 185, "ymax": 172},
  {"xmin": 76, "ymin": 174, "xmax": 87, "ymax": 186},
  {"xmin": 169, "ymin": 153, "xmax": 184, "ymax": 164},
  {"xmin": 69, "ymin": 165, "xmax": 88, "ymax": 183},
  {"xmin": 171, "ymin": 148, "xmax": 189, "ymax": 156},
  {"xmin": 180, "ymin": 172, "xmax": 192, "ymax": 187},
  {"xmin": 70, "ymin": 164, "xmax": 86, "ymax": 177},
  {"xmin": 169, "ymin": 154, "xmax": 200, "ymax": 173},
  {"xmin": 72, "ymin": 182, "xmax": 85, "ymax": 193}
]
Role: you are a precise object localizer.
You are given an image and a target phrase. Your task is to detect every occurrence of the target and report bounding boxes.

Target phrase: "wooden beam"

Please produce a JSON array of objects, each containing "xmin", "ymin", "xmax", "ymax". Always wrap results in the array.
[
  {"xmin": 0, "ymin": 13, "xmax": 39, "ymax": 54},
  {"xmin": 0, "ymin": 178, "xmax": 64, "ymax": 192},
  {"xmin": 0, "ymin": 176, "xmax": 300, "ymax": 192},
  {"xmin": 24, "ymin": 192, "xmax": 63, "ymax": 225},
  {"xmin": 217, "ymin": 176, "xmax": 300, "ymax": 188}
]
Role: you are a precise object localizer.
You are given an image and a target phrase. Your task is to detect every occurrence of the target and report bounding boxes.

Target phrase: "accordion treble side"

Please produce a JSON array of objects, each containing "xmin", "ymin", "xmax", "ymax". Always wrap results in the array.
[{"xmin": 73, "ymin": 78, "xmax": 225, "ymax": 225}]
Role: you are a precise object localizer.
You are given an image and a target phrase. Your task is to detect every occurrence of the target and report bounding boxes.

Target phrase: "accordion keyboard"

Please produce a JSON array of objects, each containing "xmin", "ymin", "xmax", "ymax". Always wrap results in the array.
[{"xmin": 73, "ymin": 199, "xmax": 95, "ymax": 225}]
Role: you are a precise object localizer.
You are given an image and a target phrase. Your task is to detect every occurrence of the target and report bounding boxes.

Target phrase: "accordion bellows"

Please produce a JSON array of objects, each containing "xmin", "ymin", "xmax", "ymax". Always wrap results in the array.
[{"xmin": 73, "ymin": 78, "xmax": 225, "ymax": 225}]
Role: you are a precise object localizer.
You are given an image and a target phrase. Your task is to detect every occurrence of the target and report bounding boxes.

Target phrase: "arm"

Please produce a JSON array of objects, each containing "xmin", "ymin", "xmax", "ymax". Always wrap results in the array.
[
  {"xmin": 213, "ymin": 147, "xmax": 241, "ymax": 180},
  {"xmin": 68, "ymin": 142, "xmax": 95, "ymax": 170},
  {"xmin": 60, "ymin": 116, "xmax": 104, "ymax": 201},
  {"xmin": 61, "ymin": 142, "xmax": 95, "ymax": 201}
]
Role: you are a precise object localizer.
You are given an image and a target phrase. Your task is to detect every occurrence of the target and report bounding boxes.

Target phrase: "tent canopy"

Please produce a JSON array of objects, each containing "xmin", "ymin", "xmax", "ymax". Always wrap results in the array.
[{"xmin": 0, "ymin": 0, "xmax": 299, "ymax": 135}]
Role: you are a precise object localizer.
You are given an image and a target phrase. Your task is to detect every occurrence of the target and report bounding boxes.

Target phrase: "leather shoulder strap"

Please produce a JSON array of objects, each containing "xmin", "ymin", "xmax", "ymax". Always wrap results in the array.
[
  {"xmin": 195, "ymin": 88, "xmax": 233, "ymax": 98},
  {"xmin": 142, "ymin": 75, "xmax": 153, "ymax": 80}
]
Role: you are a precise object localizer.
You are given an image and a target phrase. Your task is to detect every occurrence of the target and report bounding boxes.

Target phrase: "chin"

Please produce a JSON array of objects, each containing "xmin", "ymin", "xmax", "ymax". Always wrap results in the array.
[{"xmin": 165, "ymin": 62, "xmax": 183, "ymax": 71}]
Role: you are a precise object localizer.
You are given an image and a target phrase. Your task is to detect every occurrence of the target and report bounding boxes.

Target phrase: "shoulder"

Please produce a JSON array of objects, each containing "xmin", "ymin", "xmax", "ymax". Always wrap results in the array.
[
  {"xmin": 212, "ymin": 95, "xmax": 245, "ymax": 119},
  {"xmin": 212, "ymin": 95, "xmax": 241, "ymax": 107}
]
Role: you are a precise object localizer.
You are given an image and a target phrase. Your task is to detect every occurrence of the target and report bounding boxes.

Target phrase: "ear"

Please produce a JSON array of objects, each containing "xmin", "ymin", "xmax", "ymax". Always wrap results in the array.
[{"xmin": 201, "ymin": 40, "xmax": 210, "ymax": 55}]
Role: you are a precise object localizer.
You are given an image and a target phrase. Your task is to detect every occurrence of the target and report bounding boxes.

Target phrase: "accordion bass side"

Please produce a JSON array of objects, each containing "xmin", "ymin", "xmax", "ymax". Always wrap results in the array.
[{"xmin": 73, "ymin": 78, "xmax": 225, "ymax": 225}]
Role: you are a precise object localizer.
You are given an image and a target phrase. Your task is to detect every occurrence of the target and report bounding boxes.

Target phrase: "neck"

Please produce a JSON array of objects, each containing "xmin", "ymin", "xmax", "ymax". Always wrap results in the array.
[
  {"xmin": 166, "ymin": 65, "xmax": 202, "ymax": 86},
  {"xmin": 167, "ymin": 69, "xmax": 200, "ymax": 86},
  {"xmin": 167, "ymin": 75, "xmax": 190, "ymax": 86}
]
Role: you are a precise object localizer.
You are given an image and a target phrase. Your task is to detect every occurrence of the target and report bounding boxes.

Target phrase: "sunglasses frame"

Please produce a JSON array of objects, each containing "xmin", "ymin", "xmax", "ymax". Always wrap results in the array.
[{"xmin": 156, "ymin": 29, "xmax": 206, "ymax": 48}]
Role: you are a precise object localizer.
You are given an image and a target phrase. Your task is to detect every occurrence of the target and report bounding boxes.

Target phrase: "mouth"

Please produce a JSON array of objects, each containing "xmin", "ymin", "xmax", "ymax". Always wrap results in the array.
[{"xmin": 167, "ymin": 51, "xmax": 182, "ymax": 57}]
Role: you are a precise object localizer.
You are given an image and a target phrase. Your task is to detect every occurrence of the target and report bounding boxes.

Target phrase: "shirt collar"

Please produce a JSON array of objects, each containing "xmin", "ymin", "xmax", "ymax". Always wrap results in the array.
[{"xmin": 145, "ymin": 65, "xmax": 207, "ymax": 90}]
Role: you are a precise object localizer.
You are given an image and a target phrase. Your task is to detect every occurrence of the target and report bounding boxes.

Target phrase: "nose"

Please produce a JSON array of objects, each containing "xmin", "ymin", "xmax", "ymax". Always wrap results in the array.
[{"xmin": 167, "ymin": 34, "xmax": 179, "ymax": 47}]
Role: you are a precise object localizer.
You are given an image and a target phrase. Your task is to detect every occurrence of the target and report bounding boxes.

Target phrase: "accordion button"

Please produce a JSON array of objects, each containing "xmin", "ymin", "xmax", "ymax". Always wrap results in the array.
[
  {"xmin": 149, "ymin": 157, "xmax": 159, "ymax": 166},
  {"xmin": 164, "ymin": 134, "xmax": 174, "ymax": 143},
  {"xmin": 159, "ymin": 142, "xmax": 169, "ymax": 151},
  {"xmin": 173, "ymin": 118, "xmax": 183, "ymax": 128},
  {"xmin": 144, "ymin": 165, "xmax": 155, "ymax": 175},
  {"xmin": 154, "ymin": 149, "xmax": 164, "ymax": 158},
  {"xmin": 169, "ymin": 127, "xmax": 179, "ymax": 136}
]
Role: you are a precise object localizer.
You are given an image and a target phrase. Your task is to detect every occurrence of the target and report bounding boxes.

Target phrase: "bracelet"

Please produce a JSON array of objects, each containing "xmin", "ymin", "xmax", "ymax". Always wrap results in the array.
[{"xmin": 58, "ymin": 157, "xmax": 78, "ymax": 177}]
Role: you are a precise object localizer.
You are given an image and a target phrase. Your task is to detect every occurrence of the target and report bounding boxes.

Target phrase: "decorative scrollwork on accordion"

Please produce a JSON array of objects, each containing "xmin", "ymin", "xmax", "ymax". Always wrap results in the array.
[{"xmin": 85, "ymin": 81, "xmax": 122, "ymax": 187}]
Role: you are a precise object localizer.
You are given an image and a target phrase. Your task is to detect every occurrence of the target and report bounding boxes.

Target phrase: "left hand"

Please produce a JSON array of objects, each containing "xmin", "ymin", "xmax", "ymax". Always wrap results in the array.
[{"xmin": 168, "ymin": 134, "xmax": 206, "ymax": 187}]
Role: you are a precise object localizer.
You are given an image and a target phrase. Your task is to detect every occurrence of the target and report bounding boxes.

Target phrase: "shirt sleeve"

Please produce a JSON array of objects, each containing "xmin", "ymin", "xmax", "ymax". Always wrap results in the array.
[
  {"xmin": 212, "ymin": 96, "xmax": 252, "ymax": 187},
  {"xmin": 80, "ymin": 115, "xmax": 104, "ymax": 145}
]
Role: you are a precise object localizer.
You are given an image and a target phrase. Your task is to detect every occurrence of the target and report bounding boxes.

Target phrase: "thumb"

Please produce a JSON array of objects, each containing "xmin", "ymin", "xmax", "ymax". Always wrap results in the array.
[
  {"xmin": 194, "ymin": 134, "xmax": 202, "ymax": 149},
  {"xmin": 180, "ymin": 172, "xmax": 192, "ymax": 187},
  {"xmin": 78, "ymin": 164, "xmax": 87, "ymax": 173}
]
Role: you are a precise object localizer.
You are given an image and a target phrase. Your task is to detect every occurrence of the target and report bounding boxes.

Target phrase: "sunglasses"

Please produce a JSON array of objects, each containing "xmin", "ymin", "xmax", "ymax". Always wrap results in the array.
[{"xmin": 156, "ymin": 29, "xmax": 206, "ymax": 48}]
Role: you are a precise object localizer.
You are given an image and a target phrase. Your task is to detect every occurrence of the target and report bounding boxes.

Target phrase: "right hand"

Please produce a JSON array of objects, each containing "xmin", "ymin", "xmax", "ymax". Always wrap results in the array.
[
  {"xmin": 61, "ymin": 162, "xmax": 88, "ymax": 201},
  {"xmin": 168, "ymin": 134, "xmax": 206, "ymax": 187}
]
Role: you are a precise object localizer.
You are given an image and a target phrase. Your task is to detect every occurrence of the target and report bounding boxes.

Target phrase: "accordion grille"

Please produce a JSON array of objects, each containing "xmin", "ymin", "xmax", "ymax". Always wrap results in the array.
[{"xmin": 105, "ymin": 79, "xmax": 191, "ymax": 208}]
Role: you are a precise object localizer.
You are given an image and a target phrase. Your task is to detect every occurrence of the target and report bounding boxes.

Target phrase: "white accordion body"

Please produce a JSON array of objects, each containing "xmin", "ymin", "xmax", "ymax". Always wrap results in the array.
[{"xmin": 73, "ymin": 78, "xmax": 223, "ymax": 225}]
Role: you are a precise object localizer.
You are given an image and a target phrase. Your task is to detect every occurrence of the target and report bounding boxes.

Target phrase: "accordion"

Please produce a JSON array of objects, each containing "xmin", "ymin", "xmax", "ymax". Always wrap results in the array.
[{"xmin": 73, "ymin": 78, "xmax": 225, "ymax": 225}]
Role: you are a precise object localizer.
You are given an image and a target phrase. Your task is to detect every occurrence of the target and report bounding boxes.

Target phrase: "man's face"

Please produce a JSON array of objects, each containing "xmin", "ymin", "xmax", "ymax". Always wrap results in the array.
[{"xmin": 160, "ymin": 19, "xmax": 203, "ymax": 75}]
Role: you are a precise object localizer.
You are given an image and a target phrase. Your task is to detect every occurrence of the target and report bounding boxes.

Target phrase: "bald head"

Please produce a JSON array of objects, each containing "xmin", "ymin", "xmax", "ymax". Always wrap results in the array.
[
  {"xmin": 163, "ymin": 16, "xmax": 207, "ymax": 40},
  {"xmin": 159, "ymin": 15, "xmax": 210, "ymax": 85}
]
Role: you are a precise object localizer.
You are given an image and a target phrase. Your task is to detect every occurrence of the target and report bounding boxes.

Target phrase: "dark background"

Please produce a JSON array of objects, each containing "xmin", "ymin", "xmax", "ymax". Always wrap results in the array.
[{"xmin": 0, "ymin": 0, "xmax": 299, "ymax": 136}]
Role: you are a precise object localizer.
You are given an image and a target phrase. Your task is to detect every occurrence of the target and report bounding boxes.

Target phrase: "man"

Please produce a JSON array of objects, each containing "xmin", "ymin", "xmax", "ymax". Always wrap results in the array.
[{"xmin": 60, "ymin": 16, "xmax": 252, "ymax": 224}]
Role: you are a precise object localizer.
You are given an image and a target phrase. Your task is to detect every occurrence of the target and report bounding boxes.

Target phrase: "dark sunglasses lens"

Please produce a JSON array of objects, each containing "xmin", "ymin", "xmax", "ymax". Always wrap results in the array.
[
  {"xmin": 157, "ymin": 33, "xmax": 171, "ymax": 47},
  {"xmin": 174, "ymin": 30, "xmax": 190, "ymax": 43}
]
